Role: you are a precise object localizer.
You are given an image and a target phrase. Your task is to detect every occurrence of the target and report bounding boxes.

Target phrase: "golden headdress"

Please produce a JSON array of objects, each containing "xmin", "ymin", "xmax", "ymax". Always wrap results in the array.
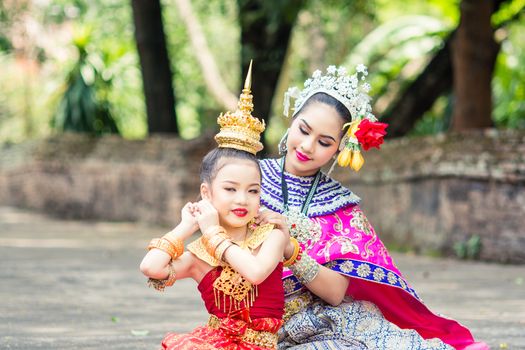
[{"xmin": 215, "ymin": 61, "xmax": 266, "ymax": 155}]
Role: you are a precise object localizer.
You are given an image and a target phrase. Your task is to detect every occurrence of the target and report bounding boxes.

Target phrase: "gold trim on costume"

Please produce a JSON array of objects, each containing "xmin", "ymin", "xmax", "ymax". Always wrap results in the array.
[
  {"xmin": 188, "ymin": 224, "xmax": 275, "ymax": 314},
  {"xmin": 283, "ymin": 292, "xmax": 313, "ymax": 321},
  {"xmin": 207, "ymin": 314, "xmax": 278, "ymax": 349},
  {"xmin": 187, "ymin": 238, "xmax": 223, "ymax": 267},
  {"xmin": 244, "ymin": 223, "xmax": 274, "ymax": 249}
]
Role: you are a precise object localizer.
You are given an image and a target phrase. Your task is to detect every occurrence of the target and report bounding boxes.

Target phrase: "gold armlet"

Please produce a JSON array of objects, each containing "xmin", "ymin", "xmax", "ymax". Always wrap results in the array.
[
  {"xmin": 147, "ymin": 238, "xmax": 182, "ymax": 260},
  {"xmin": 162, "ymin": 234, "xmax": 184, "ymax": 258}
]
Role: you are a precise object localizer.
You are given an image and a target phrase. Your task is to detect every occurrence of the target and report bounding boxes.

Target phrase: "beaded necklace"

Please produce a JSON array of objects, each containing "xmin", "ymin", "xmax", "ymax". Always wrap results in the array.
[{"xmin": 280, "ymin": 157, "xmax": 322, "ymax": 247}]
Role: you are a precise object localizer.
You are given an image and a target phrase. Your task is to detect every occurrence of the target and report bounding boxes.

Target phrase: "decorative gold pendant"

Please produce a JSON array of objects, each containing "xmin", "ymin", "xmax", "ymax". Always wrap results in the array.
[{"xmin": 213, "ymin": 266, "xmax": 258, "ymax": 313}]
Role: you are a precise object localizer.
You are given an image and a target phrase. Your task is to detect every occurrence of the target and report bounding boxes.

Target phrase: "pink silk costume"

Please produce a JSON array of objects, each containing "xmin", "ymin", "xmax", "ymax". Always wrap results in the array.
[
  {"xmin": 259, "ymin": 158, "xmax": 488, "ymax": 350},
  {"xmin": 161, "ymin": 263, "xmax": 284, "ymax": 350}
]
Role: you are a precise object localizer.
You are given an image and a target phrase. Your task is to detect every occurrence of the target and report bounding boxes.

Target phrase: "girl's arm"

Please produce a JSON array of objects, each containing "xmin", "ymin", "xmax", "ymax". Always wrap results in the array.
[
  {"xmin": 139, "ymin": 222, "xmax": 195, "ymax": 279},
  {"xmin": 141, "ymin": 250, "xmax": 197, "ymax": 280},
  {"xmin": 257, "ymin": 209, "xmax": 350, "ymax": 305},
  {"xmin": 140, "ymin": 203, "xmax": 199, "ymax": 280},
  {"xmin": 222, "ymin": 229, "xmax": 287, "ymax": 285}
]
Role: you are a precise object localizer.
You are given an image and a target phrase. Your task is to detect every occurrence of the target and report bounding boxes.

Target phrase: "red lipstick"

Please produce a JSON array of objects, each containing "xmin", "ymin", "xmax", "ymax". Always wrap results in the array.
[
  {"xmin": 232, "ymin": 208, "xmax": 248, "ymax": 217},
  {"xmin": 295, "ymin": 150, "xmax": 311, "ymax": 162}
]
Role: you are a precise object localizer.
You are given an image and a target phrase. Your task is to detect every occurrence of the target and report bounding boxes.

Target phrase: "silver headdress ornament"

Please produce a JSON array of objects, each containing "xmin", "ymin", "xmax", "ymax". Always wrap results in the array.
[
  {"xmin": 284, "ymin": 64, "xmax": 387, "ymax": 174},
  {"xmin": 283, "ymin": 64, "xmax": 377, "ymax": 123}
]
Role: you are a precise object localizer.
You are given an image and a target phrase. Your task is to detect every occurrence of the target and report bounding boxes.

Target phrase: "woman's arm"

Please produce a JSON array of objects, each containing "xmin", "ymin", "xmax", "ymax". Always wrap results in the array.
[
  {"xmin": 222, "ymin": 229, "xmax": 287, "ymax": 285},
  {"xmin": 303, "ymin": 266, "xmax": 350, "ymax": 306},
  {"xmin": 256, "ymin": 208, "xmax": 351, "ymax": 305}
]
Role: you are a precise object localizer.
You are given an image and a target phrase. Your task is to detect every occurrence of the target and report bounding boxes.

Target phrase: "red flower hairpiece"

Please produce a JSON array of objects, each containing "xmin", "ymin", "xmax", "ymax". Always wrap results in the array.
[{"xmin": 355, "ymin": 119, "xmax": 388, "ymax": 151}]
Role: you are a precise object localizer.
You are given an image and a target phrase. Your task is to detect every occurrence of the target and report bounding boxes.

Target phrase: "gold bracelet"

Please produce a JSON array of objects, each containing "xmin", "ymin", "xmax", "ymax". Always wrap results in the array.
[
  {"xmin": 283, "ymin": 237, "xmax": 301, "ymax": 267},
  {"xmin": 214, "ymin": 239, "xmax": 233, "ymax": 262},
  {"xmin": 203, "ymin": 234, "xmax": 226, "ymax": 257},
  {"xmin": 148, "ymin": 238, "xmax": 179, "ymax": 260},
  {"xmin": 147, "ymin": 262, "xmax": 177, "ymax": 292},
  {"xmin": 162, "ymin": 235, "xmax": 184, "ymax": 259},
  {"xmin": 202, "ymin": 226, "xmax": 230, "ymax": 257},
  {"xmin": 165, "ymin": 262, "xmax": 177, "ymax": 287}
]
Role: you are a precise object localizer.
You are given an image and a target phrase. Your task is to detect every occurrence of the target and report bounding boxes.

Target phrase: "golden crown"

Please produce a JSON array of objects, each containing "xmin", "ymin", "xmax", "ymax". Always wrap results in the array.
[{"xmin": 215, "ymin": 61, "xmax": 266, "ymax": 155}]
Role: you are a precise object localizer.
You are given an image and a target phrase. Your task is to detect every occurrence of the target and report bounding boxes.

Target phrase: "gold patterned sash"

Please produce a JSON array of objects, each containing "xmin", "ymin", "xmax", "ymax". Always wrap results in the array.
[{"xmin": 207, "ymin": 314, "xmax": 278, "ymax": 349}]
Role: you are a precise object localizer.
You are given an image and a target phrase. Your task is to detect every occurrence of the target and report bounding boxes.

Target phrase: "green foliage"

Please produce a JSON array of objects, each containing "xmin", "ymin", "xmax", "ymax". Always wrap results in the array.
[
  {"xmin": 53, "ymin": 27, "xmax": 119, "ymax": 135},
  {"xmin": 344, "ymin": 15, "xmax": 451, "ymax": 123},
  {"xmin": 163, "ymin": 0, "xmax": 240, "ymax": 138},
  {"xmin": 411, "ymin": 95, "xmax": 453, "ymax": 136},
  {"xmin": 375, "ymin": 0, "xmax": 459, "ymax": 25},
  {"xmin": 411, "ymin": 2, "xmax": 525, "ymax": 135},
  {"xmin": 267, "ymin": 0, "xmax": 376, "ymax": 148},
  {"xmin": 2, "ymin": 0, "xmax": 525, "ymax": 144},
  {"xmin": 493, "ymin": 19, "xmax": 525, "ymax": 129},
  {"xmin": 492, "ymin": 0, "xmax": 525, "ymax": 27},
  {"xmin": 453, "ymin": 235, "xmax": 482, "ymax": 260}
]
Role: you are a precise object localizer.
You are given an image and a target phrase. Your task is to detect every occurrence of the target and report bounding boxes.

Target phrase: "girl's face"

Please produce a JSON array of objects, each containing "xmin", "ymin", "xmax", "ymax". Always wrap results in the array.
[
  {"xmin": 203, "ymin": 159, "xmax": 261, "ymax": 231},
  {"xmin": 285, "ymin": 102, "xmax": 344, "ymax": 176}
]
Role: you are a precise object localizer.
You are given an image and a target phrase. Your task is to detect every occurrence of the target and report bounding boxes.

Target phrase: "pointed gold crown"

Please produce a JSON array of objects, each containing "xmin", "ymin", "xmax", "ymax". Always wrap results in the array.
[{"xmin": 215, "ymin": 61, "xmax": 265, "ymax": 155}]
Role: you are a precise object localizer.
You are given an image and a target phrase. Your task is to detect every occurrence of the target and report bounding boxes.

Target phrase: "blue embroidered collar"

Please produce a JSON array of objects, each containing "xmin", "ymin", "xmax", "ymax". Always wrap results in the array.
[{"xmin": 259, "ymin": 158, "xmax": 360, "ymax": 217}]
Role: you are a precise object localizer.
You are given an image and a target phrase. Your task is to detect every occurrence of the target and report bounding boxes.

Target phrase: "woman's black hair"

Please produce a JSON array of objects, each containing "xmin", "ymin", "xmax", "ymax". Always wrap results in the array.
[
  {"xmin": 200, "ymin": 147, "xmax": 261, "ymax": 184},
  {"xmin": 295, "ymin": 92, "xmax": 351, "ymax": 124}
]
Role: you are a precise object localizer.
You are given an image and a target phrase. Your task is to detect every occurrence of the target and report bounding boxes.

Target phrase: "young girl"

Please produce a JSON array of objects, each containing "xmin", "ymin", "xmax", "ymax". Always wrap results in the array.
[
  {"xmin": 256, "ymin": 65, "xmax": 488, "ymax": 350},
  {"xmin": 140, "ymin": 67, "xmax": 288, "ymax": 350}
]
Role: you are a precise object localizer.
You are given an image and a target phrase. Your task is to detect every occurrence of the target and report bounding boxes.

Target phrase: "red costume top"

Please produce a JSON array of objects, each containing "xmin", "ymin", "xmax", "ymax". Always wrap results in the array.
[{"xmin": 161, "ymin": 224, "xmax": 284, "ymax": 350}]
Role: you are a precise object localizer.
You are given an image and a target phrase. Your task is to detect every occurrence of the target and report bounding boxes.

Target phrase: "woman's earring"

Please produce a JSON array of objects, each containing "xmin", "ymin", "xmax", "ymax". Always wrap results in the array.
[{"xmin": 278, "ymin": 129, "xmax": 289, "ymax": 155}]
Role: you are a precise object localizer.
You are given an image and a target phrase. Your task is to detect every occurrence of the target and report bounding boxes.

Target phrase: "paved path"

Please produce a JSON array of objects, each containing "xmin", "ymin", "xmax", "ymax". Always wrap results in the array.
[{"xmin": 0, "ymin": 206, "xmax": 524, "ymax": 349}]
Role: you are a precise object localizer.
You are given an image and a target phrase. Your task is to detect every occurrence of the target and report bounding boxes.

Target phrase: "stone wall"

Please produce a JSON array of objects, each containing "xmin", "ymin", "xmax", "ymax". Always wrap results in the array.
[
  {"xmin": 0, "ymin": 133, "xmax": 214, "ymax": 225},
  {"xmin": 332, "ymin": 130, "xmax": 525, "ymax": 264},
  {"xmin": 1, "ymin": 130, "xmax": 524, "ymax": 263}
]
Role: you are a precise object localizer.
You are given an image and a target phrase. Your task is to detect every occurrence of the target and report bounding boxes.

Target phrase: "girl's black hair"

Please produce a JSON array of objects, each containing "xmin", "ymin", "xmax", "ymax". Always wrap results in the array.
[
  {"xmin": 200, "ymin": 147, "xmax": 261, "ymax": 184},
  {"xmin": 296, "ymin": 92, "xmax": 351, "ymax": 124}
]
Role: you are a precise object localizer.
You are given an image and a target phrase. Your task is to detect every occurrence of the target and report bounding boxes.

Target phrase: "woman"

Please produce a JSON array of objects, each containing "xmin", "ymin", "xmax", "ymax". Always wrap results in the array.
[{"xmin": 256, "ymin": 66, "xmax": 488, "ymax": 350}]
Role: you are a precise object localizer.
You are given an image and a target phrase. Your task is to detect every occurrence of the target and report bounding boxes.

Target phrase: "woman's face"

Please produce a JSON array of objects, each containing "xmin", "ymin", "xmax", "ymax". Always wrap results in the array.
[
  {"xmin": 285, "ymin": 102, "xmax": 344, "ymax": 176},
  {"xmin": 204, "ymin": 159, "xmax": 261, "ymax": 231}
]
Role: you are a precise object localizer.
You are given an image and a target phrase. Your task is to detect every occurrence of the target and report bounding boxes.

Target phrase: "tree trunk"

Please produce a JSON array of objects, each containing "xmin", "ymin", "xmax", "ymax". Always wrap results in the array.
[
  {"xmin": 131, "ymin": 0, "xmax": 178, "ymax": 135},
  {"xmin": 381, "ymin": 37, "xmax": 454, "ymax": 138},
  {"xmin": 451, "ymin": 0, "xmax": 499, "ymax": 131},
  {"xmin": 238, "ymin": 0, "xmax": 304, "ymax": 131},
  {"xmin": 382, "ymin": 0, "xmax": 508, "ymax": 137},
  {"xmin": 173, "ymin": 0, "xmax": 238, "ymax": 111}
]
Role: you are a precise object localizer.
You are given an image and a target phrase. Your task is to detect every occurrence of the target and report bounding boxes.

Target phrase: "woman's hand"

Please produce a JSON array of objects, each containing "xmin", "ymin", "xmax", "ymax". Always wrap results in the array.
[
  {"xmin": 255, "ymin": 208, "xmax": 295, "ymax": 258},
  {"xmin": 195, "ymin": 199, "xmax": 220, "ymax": 234},
  {"xmin": 255, "ymin": 208, "xmax": 289, "ymax": 236}
]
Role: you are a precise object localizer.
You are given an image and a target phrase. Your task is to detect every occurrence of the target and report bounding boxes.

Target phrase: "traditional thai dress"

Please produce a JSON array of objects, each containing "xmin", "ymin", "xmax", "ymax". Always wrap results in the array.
[
  {"xmin": 259, "ymin": 158, "xmax": 488, "ymax": 350},
  {"xmin": 161, "ymin": 224, "xmax": 284, "ymax": 350}
]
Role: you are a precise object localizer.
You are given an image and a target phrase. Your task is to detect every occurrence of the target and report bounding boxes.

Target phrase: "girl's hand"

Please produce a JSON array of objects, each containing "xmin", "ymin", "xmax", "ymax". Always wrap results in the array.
[
  {"xmin": 255, "ymin": 208, "xmax": 289, "ymax": 238},
  {"xmin": 177, "ymin": 202, "xmax": 199, "ymax": 237},
  {"xmin": 195, "ymin": 199, "xmax": 220, "ymax": 234}
]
